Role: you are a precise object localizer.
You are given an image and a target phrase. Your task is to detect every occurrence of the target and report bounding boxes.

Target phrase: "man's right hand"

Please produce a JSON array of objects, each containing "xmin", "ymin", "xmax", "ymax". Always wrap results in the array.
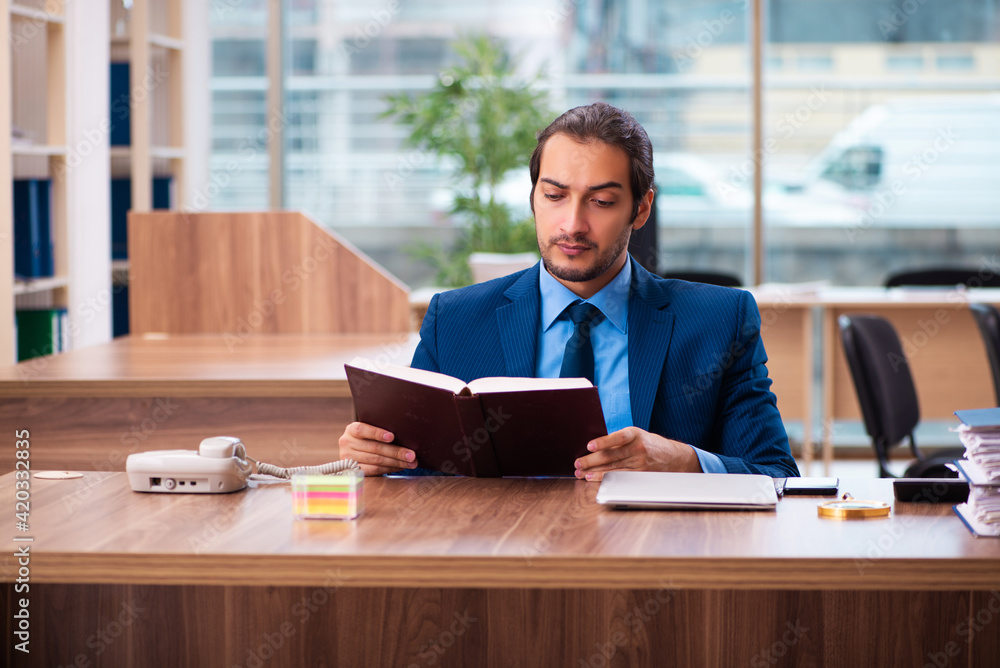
[{"xmin": 338, "ymin": 422, "xmax": 418, "ymax": 476}]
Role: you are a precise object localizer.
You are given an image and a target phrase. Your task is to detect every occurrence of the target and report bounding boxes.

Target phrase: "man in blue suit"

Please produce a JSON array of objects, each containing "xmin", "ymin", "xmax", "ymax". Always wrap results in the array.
[{"xmin": 341, "ymin": 102, "xmax": 799, "ymax": 480}]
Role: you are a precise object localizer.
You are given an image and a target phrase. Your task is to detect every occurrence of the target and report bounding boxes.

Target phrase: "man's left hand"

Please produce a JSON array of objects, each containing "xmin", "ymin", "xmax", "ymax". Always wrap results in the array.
[{"xmin": 574, "ymin": 426, "xmax": 702, "ymax": 481}]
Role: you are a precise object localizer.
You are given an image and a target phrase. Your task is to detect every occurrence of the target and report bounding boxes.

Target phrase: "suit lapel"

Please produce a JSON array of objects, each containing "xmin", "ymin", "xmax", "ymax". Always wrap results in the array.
[
  {"xmin": 497, "ymin": 266, "xmax": 541, "ymax": 377},
  {"xmin": 628, "ymin": 260, "xmax": 675, "ymax": 430}
]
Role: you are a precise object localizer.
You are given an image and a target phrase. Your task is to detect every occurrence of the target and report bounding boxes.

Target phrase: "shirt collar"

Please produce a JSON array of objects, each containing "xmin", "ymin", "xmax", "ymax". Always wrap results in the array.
[{"xmin": 539, "ymin": 257, "xmax": 631, "ymax": 334}]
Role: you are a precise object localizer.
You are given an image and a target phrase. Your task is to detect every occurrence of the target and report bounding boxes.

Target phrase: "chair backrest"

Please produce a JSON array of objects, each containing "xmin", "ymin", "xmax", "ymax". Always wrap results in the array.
[
  {"xmin": 884, "ymin": 268, "xmax": 1000, "ymax": 288},
  {"xmin": 659, "ymin": 271, "xmax": 742, "ymax": 288},
  {"xmin": 970, "ymin": 303, "xmax": 1000, "ymax": 405},
  {"xmin": 838, "ymin": 314, "xmax": 920, "ymax": 456}
]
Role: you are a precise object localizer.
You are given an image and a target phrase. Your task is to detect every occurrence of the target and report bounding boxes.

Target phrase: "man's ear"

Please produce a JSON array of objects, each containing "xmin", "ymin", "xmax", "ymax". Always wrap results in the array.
[{"xmin": 632, "ymin": 189, "xmax": 655, "ymax": 231}]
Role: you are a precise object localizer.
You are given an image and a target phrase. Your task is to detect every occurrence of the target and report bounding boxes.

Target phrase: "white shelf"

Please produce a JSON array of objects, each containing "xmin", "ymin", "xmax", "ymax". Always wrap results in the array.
[
  {"xmin": 150, "ymin": 145, "xmax": 185, "ymax": 160},
  {"xmin": 112, "ymin": 146, "xmax": 186, "ymax": 160},
  {"xmin": 11, "ymin": 144, "xmax": 68, "ymax": 157},
  {"xmin": 14, "ymin": 276, "xmax": 70, "ymax": 296},
  {"xmin": 149, "ymin": 33, "xmax": 183, "ymax": 51},
  {"xmin": 10, "ymin": 4, "xmax": 65, "ymax": 24},
  {"xmin": 110, "ymin": 33, "xmax": 184, "ymax": 51}
]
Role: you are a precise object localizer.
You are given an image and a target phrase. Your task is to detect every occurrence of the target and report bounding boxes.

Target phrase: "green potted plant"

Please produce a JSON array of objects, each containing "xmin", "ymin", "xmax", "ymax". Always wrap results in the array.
[{"xmin": 382, "ymin": 34, "xmax": 551, "ymax": 287}]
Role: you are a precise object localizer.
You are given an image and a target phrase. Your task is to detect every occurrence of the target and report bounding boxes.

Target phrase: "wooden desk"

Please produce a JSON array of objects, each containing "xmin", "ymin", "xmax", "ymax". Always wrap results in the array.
[
  {"xmin": 751, "ymin": 290, "xmax": 817, "ymax": 470},
  {"xmin": 0, "ymin": 334, "xmax": 418, "ymax": 473},
  {"xmin": 3, "ymin": 472, "xmax": 998, "ymax": 666}
]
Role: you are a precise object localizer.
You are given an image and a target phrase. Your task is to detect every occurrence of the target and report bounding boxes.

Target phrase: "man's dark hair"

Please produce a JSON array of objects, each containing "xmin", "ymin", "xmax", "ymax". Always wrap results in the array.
[{"xmin": 529, "ymin": 102, "xmax": 655, "ymax": 223}]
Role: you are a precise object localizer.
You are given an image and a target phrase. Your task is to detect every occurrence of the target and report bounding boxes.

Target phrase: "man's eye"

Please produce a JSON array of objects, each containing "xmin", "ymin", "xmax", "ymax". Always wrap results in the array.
[
  {"xmin": 594, "ymin": 199, "xmax": 614, "ymax": 207},
  {"xmin": 544, "ymin": 193, "xmax": 563, "ymax": 201}
]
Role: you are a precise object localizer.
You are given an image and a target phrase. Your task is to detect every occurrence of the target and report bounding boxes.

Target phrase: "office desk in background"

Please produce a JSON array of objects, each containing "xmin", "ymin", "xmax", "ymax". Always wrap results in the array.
[
  {"xmin": 819, "ymin": 288, "xmax": 1000, "ymax": 459},
  {"xmin": 761, "ymin": 286, "xmax": 1000, "ymax": 473},
  {"xmin": 0, "ymin": 333, "xmax": 418, "ymax": 473},
  {"xmin": 2, "ymin": 473, "xmax": 998, "ymax": 667}
]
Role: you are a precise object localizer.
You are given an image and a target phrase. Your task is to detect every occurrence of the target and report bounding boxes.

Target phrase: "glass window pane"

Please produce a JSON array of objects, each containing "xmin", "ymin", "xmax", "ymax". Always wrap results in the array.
[{"xmin": 764, "ymin": 0, "xmax": 1000, "ymax": 286}]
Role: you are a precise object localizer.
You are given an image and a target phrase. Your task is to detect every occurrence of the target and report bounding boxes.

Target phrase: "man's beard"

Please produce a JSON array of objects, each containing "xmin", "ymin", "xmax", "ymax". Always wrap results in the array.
[{"xmin": 538, "ymin": 224, "xmax": 632, "ymax": 284}]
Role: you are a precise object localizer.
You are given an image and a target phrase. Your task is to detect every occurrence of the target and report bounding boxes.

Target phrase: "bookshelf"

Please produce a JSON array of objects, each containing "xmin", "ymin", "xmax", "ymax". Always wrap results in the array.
[
  {"xmin": 110, "ymin": 0, "xmax": 186, "ymax": 214},
  {"xmin": 108, "ymin": 0, "xmax": 208, "ymax": 336},
  {"xmin": 3, "ymin": 1, "xmax": 206, "ymax": 361},
  {"xmin": 2, "ymin": 1, "xmax": 75, "ymax": 363}
]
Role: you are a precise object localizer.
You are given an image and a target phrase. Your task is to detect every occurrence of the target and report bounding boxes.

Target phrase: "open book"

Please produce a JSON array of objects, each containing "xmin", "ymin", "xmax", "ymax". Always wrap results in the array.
[{"xmin": 344, "ymin": 358, "xmax": 608, "ymax": 477}]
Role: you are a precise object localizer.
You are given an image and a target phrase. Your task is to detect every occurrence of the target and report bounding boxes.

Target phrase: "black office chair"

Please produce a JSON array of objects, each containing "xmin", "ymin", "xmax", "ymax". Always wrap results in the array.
[
  {"xmin": 884, "ymin": 268, "xmax": 1000, "ymax": 289},
  {"xmin": 838, "ymin": 314, "xmax": 964, "ymax": 478},
  {"xmin": 970, "ymin": 303, "xmax": 1000, "ymax": 405},
  {"xmin": 659, "ymin": 271, "xmax": 742, "ymax": 288}
]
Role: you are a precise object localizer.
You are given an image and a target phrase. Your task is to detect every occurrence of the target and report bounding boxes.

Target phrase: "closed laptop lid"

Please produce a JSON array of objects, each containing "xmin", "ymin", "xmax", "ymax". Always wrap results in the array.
[{"xmin": 595, "ymin": 471, "xmax": 778, "ymax": 510}]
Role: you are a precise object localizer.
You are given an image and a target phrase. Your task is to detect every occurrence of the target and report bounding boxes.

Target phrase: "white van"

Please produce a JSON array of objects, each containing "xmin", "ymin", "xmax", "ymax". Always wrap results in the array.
[{"xmin": 788, "ymin": 95, "xmax": 1000, "ymax": 231}]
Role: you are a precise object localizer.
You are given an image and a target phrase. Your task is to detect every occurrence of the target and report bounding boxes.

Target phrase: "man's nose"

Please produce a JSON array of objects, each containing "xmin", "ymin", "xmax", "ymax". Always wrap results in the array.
[{"xmin": 561, "ymin": 198, "xmax": 589, "ymax": 236}]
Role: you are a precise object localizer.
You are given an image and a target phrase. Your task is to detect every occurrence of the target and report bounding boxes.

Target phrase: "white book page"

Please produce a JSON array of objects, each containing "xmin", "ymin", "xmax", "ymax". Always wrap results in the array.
[
  {"xmin": 467, "ymin": 376, "xmax": 593, "ymax": 394},
  {"xmin": 348, "ymin": 357, "xmax": 468, "ymax": 395}
]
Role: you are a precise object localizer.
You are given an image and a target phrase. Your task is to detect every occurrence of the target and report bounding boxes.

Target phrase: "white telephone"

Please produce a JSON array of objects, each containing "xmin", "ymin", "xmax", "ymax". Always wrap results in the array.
[{"xmin": 126, "ymin": 436, "xmax": 253, "ymax": 494}]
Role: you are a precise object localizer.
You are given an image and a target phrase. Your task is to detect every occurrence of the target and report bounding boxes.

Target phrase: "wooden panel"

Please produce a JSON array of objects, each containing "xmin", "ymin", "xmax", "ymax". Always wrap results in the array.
[
  {"xmin": 128, "ymin": 211, "xmax": 410, "ymax": 335},
  {"xmin": 758, "ymin": 304, "xmax": 810, "ymax": 421},
  {"xmin": 0, "ymin": 396, "xmax": 352, "ymax": 474},
  {"xmin": 5, "ymin": 585, "xmax": 990, "ymax": 667}
]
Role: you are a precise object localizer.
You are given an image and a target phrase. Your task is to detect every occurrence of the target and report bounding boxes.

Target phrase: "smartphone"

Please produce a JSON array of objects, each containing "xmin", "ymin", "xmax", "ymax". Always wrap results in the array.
[{"xmin": 781, "ymin": 477, "xmax": 839, "ymax": 496}]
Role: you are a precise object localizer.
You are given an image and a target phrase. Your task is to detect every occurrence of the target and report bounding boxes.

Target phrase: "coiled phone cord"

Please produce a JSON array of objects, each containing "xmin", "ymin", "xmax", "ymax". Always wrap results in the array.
[{"xmin": 248, "ymin": 456, "xmax": 360, "ymax": 479}]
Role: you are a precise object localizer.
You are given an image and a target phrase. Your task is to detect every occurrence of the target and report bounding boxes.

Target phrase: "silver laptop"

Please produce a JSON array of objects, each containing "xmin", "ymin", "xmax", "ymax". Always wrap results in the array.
[{"xmin": 596, "ymin": 471, "xmax": 778, "ymax": 510}]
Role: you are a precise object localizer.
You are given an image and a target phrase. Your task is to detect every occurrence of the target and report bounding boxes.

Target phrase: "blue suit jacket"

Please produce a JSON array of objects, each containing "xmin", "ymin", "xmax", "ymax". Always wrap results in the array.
[{"xmin": 412, "ymin": 257, "xmax": 799, "ymax": 478}]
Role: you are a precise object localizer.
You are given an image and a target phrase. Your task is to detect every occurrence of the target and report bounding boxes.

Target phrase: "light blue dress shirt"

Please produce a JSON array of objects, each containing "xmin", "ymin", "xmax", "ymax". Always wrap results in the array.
[{"xmin": 535, "ymin": 260, "xmax": 726, "ymax": 473}]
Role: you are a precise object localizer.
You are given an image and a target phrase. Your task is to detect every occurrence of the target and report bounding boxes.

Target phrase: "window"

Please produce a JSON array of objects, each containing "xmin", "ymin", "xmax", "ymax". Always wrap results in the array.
[{"xmin": 820, "ymin": 147, "xmax": 883, "ymax": 190}]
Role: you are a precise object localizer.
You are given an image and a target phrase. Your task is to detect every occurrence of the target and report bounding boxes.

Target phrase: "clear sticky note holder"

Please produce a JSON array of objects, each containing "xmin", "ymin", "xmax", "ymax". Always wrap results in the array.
[{"xmin": 291, "ymin": 469, "xmax": 364, "ymax": 520}]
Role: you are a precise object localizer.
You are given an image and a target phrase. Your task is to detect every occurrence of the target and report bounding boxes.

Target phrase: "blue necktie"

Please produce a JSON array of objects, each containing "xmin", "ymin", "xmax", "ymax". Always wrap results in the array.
[{"xmin": 559, "ymin": 301, "xmax": 604, "ymax": 385}]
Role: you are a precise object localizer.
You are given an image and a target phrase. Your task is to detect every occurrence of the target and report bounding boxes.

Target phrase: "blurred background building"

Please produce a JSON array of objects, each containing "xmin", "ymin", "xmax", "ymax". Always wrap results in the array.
[{"xmin": 209, "ymin": 0, "xmax": 1000, "ymax": 287}]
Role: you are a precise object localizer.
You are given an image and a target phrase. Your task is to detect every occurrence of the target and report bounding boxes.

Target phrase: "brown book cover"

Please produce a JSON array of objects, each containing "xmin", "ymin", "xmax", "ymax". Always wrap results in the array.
[{"xmin": 345, "ymin": 359, "xmax": 608, "ymax": 477}]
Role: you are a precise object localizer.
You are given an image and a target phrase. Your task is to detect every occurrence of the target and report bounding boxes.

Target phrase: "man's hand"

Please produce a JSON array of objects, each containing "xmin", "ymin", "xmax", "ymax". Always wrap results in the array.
[
  {"xmin": 338, "ymin": 422, "xmax": 418, "ymax": 476},
  {"xmin": 574, "ymin": 426, "xmax": 702, "ymax": 482}
]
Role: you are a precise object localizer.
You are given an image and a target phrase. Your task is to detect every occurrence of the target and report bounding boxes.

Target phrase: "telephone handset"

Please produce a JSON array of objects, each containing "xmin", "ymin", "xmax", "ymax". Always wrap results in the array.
[
  {"xmin": 126, "ymin": 436, "xmax": 253, "ymax": 493},
  {"xmin": 126, "ymin": 437, "xmax": 359, "ymax": 493}
]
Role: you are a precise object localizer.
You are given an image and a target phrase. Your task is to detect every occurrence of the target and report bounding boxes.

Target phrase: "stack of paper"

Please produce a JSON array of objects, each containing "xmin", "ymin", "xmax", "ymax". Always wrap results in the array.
[{"xmin": 953, "ymin": 408, "xmax": 1000, "ymax": 537}]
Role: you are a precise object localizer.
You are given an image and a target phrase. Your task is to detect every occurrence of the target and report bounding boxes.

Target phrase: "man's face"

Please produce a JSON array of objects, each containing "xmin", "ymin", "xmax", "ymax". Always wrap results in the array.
[{"xmin": 533, "ymin": 133, "xmax": 651, "ymax": 298}]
